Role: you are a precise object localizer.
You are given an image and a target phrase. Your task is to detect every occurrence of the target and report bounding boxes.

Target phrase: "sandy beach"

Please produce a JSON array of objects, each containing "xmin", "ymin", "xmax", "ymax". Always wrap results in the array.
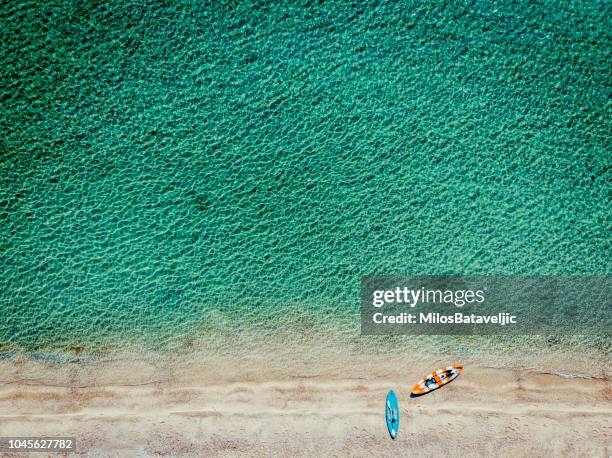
[
  {"xmin": 1, "ymin": 347, "xmax": 610, "ymax": 457},
  {"xmin": 1, "ymin": 0, "xmax": 610, "ymax": 456}
]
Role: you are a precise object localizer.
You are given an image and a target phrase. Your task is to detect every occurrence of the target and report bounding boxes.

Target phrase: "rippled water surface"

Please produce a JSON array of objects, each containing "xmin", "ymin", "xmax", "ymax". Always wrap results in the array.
[{"xmin": 1, "ymin": 1, "xmax": 610, "ymax": 352}]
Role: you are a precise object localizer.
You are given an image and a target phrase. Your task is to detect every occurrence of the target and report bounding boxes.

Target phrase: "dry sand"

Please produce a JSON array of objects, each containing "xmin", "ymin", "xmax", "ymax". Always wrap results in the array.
[{"xmin": 0, "ymin": 348, "xmax": 610, "ymax": 458}]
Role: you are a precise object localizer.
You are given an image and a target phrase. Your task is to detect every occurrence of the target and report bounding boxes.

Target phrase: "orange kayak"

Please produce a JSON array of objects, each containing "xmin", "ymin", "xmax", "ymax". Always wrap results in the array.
[{"xmin": 410, "ymin": 364, "xmax": 463, "ymax": 397}]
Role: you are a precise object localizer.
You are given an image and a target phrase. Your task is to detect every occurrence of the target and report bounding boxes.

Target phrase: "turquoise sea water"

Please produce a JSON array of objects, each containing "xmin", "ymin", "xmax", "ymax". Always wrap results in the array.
[{"xmin": 1, "ymin": 1, "xmax": 610, "ymax": 353}]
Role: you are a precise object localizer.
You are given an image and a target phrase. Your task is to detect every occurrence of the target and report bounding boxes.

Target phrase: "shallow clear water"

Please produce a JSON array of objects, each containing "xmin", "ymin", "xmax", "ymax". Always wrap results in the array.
[{"xmin": 0, "ymin": 1, "xmax": 610, "ymax": 353}]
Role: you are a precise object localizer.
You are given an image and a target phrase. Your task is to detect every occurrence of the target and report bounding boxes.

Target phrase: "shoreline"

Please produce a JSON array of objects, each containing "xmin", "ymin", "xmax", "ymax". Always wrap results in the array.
[{"xmin": 1, "ymin": 331, "xmax": 610, "ymax": 384}]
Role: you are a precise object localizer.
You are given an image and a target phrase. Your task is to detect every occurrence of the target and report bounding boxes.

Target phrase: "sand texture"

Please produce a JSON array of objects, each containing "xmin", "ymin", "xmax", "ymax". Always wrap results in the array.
[{"xmin": 0, "ymin": 355, "xmax": 609, "ymax": 457}]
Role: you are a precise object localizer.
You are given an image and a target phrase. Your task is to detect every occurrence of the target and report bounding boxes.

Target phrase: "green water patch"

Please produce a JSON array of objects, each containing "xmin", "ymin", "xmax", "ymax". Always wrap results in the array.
[{"xmin": 0, "ymin": 0, "xmax": 610, "ymax": 351}]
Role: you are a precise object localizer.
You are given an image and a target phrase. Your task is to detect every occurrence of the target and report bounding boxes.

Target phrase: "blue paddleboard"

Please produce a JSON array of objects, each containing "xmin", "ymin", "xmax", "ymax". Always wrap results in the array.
[{"xmin": 385, "ymin": 390, "xmax": 400, "ymax": 439}]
